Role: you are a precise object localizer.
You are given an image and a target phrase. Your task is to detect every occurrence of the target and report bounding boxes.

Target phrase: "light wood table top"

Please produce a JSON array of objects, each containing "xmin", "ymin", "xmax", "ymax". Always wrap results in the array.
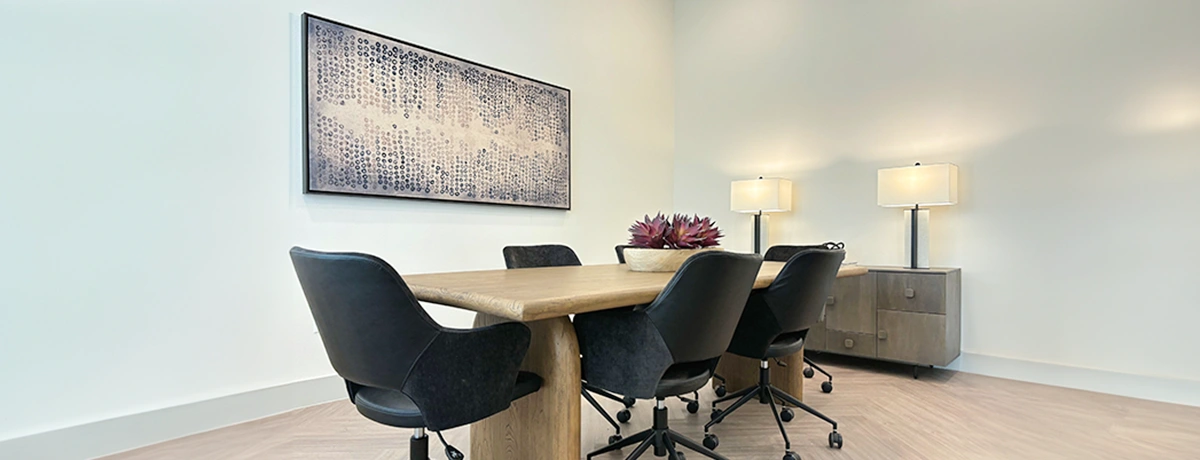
[{"xmin": 406, "ymin": 262, "xmax": 869, "ymax": 322}]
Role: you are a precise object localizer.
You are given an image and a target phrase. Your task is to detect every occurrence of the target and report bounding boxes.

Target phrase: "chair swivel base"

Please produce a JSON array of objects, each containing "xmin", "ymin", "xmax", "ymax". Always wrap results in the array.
[
  {"xmin": 706, "ymin": 360, "xmax": 843, "ymax": 459},
  {"xmin": 587, "ymin": 399, "xmax": 728, "ymax": 460},
  {"xmin": 411, "ymin": 431, "xmax": 427, "ymax": 460},
  {"xmin": 410, "ymin": 428, "xmax": 463, "ymax": 460}
]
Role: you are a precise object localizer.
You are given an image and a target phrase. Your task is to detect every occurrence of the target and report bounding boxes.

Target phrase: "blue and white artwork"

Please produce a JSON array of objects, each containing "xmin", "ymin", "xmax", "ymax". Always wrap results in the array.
[{"xmin": 303, "ymin": 15, "xmax": 571, "ymax": 209}]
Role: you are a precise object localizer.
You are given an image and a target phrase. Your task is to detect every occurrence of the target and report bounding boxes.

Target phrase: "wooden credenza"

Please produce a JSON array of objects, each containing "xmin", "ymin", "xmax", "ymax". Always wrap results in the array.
[{"xmin": 806, "ymin": 266, "xmax": 961, "ymax": 368}]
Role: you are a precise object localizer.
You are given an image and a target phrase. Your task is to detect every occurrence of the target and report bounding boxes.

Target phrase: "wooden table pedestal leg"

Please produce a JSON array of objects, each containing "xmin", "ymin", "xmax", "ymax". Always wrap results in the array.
[{"xmin": 471, "ymin": 314, "xmax": 581, "ymax": 460}]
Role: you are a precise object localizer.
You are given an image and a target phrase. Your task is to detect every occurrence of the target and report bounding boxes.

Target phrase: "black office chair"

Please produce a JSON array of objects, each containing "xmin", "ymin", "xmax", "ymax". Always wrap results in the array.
[
  {"xmin": 502, "ymin": 244, "xmax": 637, "ymax": 443},
  {"xmin": 710, "ymin": 242, "xmax": 845, "ymax": 397},
  {"xmin": 763, "ymin": 242, "xmax": 845, "ymax": 394},
  {"xmin": 290, "ymin": 247, "xmax": 542, "ymax": 460},
  {"xmin": 577, "ymin": 251, "xmax": 763, "ymax": 460},
  {"xmin": 615, "ymin": 244, "xmax": 634, "ymax": 264},
  {"xmin": 502, "ymin": 243, "xmax": 583, "ymax": 268},
  {"xmin": 704, "ymin": 247, "xmax": 846, "ymax": 460},
  {"xmin": 614, "ymin": 243, "xmax": 705, "ymax": 417}
]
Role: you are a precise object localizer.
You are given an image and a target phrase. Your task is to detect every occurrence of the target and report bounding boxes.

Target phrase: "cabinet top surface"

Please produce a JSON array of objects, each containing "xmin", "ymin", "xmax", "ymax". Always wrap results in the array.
[{"xmin": 861, "ymin": 266, "xmax": 960, "ymax": 274}]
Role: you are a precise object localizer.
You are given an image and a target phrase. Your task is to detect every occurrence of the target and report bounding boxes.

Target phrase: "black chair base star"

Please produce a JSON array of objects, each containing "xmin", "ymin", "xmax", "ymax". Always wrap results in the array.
[
  {"xmin": 588, "ymin": 398, "xmax": 725, "ymax": 460},
  {"xmin": 706, "ymin": 360, "xmax": 842, "ymax": 460}
]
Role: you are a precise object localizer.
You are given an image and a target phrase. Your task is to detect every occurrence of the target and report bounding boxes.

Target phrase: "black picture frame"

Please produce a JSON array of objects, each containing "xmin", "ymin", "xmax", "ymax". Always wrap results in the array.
[{"xmin": 301, "ymin": 13, "xmax": 572, "ymax": 210}]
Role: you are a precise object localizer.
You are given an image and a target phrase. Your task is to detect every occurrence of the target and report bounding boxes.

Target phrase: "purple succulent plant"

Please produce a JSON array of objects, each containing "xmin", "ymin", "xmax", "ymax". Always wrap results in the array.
[
  {"xmin": 629, "ymin": 213, "xmax": 669, "ymax": 248},
  {"xmin": 628, "ymin": 213, "xmax": 722, "ymax": 249}
]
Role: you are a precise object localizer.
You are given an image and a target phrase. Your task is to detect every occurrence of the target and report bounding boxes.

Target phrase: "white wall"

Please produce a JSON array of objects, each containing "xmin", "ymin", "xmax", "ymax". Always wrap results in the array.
[
  {"xmin": 0, "ymin": 0, "xmax": 674, "ymax": 442},
  {"xmin": 675, "ymin": 0, "xmax": 1200, "ymax": 384}
]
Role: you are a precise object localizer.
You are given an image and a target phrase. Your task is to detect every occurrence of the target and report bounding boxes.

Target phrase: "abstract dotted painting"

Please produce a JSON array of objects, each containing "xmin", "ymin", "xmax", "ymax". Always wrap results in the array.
[{"xmin": 302, "ymin": 14, "xmax": 571, "ymax": 209}]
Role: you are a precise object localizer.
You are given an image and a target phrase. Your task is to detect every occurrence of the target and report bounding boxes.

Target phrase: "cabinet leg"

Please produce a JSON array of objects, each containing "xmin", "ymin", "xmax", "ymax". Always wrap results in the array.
[{"xmin": 912, "ymin": 365, "xmax": 935, "ymax": 379}]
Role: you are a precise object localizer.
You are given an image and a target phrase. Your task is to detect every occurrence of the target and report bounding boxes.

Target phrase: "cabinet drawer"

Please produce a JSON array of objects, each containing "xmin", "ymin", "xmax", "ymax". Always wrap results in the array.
[
  {"xmin": 805, "ymin": 322, "xmax": 826, "ymax": 351},
  {"xmin": 825, "ymin": 330, "xmax": 875, "ymax": 358},
  {"xmin": 877, "ymin": 272, "xmax": 946, "ymax": 314},
  {"xmin": 825, "ymin": 272, "xmax": 876, "ymax": 334},
  {"xmin": 876, "ymin": 310, "xmax": 949, "ymax": 366}
]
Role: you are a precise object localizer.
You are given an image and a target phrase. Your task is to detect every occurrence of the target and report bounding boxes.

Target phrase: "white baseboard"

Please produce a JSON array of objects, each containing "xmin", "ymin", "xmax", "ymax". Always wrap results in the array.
[
  {"xmin": 0, "ymin": 375, "xmax": 345, "ymax": 460},
  {"xmin": 949, "ymin": 352, "xmax": 1200, "ymax": 408}
]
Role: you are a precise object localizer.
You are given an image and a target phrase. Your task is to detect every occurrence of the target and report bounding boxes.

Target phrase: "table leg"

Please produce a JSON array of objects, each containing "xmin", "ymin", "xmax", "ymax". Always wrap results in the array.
[
  {"xmin": 713, "ymin": 347, "xmax": 804, "ymax": 403},
  {"xmin": 472, "ymin": 314, "xmax": 581, "ymax": 460}
]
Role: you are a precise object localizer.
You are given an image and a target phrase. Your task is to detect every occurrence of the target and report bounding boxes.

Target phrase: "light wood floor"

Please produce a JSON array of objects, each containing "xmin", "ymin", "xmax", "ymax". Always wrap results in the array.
[{"xmin": 104, "ymin": 356, "xmax": 1200, "ymax": 459}]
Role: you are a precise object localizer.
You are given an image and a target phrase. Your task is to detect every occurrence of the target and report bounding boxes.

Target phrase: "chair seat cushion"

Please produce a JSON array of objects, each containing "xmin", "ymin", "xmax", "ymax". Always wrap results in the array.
[
  {"xmin": 654, "ymin": 362, "xmax": 713, "ymax": 398},
  {"xmin": 354, "ymin": 385, "xmax": 424, "ymax": 428},
  {"xmin": 763, "ymin": 331, "xmax": 806, "ymax": 359},
  {"xmin": 354, "ymin": 371, "xmax": 542, "ymax": 428}
]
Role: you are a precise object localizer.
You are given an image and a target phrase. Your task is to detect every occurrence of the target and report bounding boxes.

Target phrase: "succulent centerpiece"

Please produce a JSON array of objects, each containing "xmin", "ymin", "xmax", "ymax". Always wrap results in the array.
[{"xmin": 624, "ymin": 213, "xmax": 724, "ymax": 272}]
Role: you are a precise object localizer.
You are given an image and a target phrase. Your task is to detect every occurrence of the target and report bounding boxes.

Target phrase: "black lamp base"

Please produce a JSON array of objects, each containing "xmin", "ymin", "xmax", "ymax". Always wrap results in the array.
[
  {"xmin": 909, "ymin": 205, "xmax": 919, "ymax": 269},
  {"xmin": 753, "ymin": 212, "xmax": 762, "ymax": 255}
]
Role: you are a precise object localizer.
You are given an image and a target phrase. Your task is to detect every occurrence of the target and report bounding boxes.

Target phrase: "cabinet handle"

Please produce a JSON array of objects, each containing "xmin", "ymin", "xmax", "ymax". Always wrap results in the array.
[
  {"xmin": 904, "ymin": 288, "xmax": 915, "ymax": 299},
  {"xmin": 826, "ymin": 296, "xmax": 836, "ymax": 306},
  {"xmin": 844, "ymin": 338, "xmax": 855, "ymax": 348},
  {"xmin": 878, "ymin": 330, "xmax": 888, "ymax": 340}
]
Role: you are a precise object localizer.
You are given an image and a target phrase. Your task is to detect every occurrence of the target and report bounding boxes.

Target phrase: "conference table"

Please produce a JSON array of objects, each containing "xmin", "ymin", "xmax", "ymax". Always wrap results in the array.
[{"xmin": 405, "ymin": 261, "xmax": 869, "ymax": 459}]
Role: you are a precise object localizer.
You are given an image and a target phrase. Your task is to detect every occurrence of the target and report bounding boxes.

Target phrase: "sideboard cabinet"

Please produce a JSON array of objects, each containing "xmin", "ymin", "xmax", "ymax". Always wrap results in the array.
[{"xmin": 806, "ymin": 266, "xmax": 961, "ymax": 369}]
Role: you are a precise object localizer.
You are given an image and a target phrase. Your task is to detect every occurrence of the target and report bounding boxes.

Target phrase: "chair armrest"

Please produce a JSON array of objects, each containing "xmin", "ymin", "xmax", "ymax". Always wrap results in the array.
[
  {"xmin": 403, "ymin": 321, "xmax": 531, "ymax": 431},
  {"xmin": 574, "ymin": 308, "xmax": 674, "ymax": 399}
]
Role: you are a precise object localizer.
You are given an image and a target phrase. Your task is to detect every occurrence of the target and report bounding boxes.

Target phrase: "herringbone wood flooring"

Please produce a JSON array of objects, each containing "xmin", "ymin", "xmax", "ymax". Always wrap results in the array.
[{"xmin": 104, "ymin": 356, "xmax": 1200, "ymax": 459}]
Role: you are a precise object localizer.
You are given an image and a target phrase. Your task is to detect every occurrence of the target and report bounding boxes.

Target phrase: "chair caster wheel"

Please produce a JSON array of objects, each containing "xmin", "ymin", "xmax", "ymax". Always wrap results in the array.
[
  {"xmin": 821, "ymin": 381, "xmax": 833, "ymax": 393},
  {"xmin": 780, "ymin": 407, "xmax": 794, "ymax": 422},
  {"xmin": 617, "ymin": 409, "xmax": 631, "ymax": 423},
  {"xmin": 783, "ymin": 451, "xmax": 801, "ymax": 460},
  {"xmin": 608, "ymin": 434, "xmax": 622, "ymax": 444},
  {"xmin": 622, "ymin": 396, "xmax": 636, "ymax": 408},
  {"xmin": 687, "ymin": 400, "xmax": 700, "ymax": 414},
  {"xmin": 710, "ymin": 408, "xmax": 723, "ymax": 422},
  {"xmin": 803, "ymin": 367, "xmax": 815, "ymax": 378},
  {"xmin": 703, "ymin": 433, "xmax": 719, "ymax": 450},
  {"xmin": 673, "ymin": 451, "xmax": 686, "ymax": 460},
  {"xmin": 829, "ymin": 431, "xmax": 844, "ymax": 449},
  {"xmin": 715, "ymin": 385, "xmax": 727, "ymax": 397},
  {"xmin": 445, "ymin": 445, "xmax": 465, "ymax": 460}
]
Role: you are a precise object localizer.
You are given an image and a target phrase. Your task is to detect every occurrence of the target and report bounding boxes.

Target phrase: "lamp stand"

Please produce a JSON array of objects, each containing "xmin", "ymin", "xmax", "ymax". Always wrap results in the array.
[
  {"xmin": 905, "ymin": 206, "xmax": 930, "ymax": 269},
  {"xmin": 752, "ymin": 212, "xmax": 763, "ymax": 254}
]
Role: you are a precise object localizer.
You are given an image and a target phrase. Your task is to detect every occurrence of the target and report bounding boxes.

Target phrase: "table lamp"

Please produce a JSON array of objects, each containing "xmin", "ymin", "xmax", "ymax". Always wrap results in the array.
[
  {"xmin": 731, "ymin": 177, "xmax": 793, "ymax": 254},
  {"xmin": 877, "ymin": 163, "xmax": 958, "ymax": 269}
]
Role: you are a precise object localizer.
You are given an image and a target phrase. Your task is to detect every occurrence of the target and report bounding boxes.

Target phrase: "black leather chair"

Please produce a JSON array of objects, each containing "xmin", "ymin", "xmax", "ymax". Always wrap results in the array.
[
  {"xmin": 577, "ymin": 251, "xmax": 763, "ymax": 460},
  {"xmin": 711, "ymin": 242, "xmax": 846, "ymax": 397},
  {"xmin": 290, "ymin": 247, "xmax": 542, "ymax": 460},
  {"xmin": 615, "ymin": 244, "xmax": 634, "ymax": 264},
  {"xmin": 704, "ymin": 247, "xmax": 846, "ymax": 460},
  {"xmin": 614, "ymin": 243, "xmax": 706, "ymax": 417},
  {"xmin": 502, "ymin": 243, "xmax": 582, "ymax": 268},
  {"xmin": 502, "ymin": 244, "xmax": 637, "ymax": 443},
  {"xmin": 763, "ymin": 242, "xmax": 845, "ymax": 393}
]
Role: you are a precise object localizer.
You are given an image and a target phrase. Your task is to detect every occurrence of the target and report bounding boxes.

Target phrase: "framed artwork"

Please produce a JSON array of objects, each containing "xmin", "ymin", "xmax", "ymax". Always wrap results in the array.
[{"xmin": 302, "ymin": 14, "xmax": 571, "ymax": 209}]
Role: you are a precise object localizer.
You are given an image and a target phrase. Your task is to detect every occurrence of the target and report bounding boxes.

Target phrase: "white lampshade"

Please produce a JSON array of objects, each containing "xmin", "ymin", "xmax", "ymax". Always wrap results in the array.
[
  {"xmin": 877, "ymin": 163, "xmax": 959, "ymax": 208},
  {"xmin": 731, "ymin": 178, "xmax": 793, "ymax": 213}
]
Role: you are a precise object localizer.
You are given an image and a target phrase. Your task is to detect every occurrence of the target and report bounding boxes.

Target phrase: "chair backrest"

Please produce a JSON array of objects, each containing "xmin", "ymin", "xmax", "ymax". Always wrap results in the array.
[
  {"xmin": 644, "ymin": 251, "xmax": 763, "ymax": 363},
  {"xmin": 289, "ymin": 247, "xmax": 440, "ymax": 391},
  {"xmin": 614, "ymin": 245, "xmax": 634, "ymax": 264},
  {"xmin": 762, "ymin": 248, "xmax": 846, "ymax": 333},
  {"xmin": 763, "ymin": 242, "xmax": 844, "ymax": 262},
  {"xmin": 502, "ymin": 244, "xmax": 582, "ymax": 269}
]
